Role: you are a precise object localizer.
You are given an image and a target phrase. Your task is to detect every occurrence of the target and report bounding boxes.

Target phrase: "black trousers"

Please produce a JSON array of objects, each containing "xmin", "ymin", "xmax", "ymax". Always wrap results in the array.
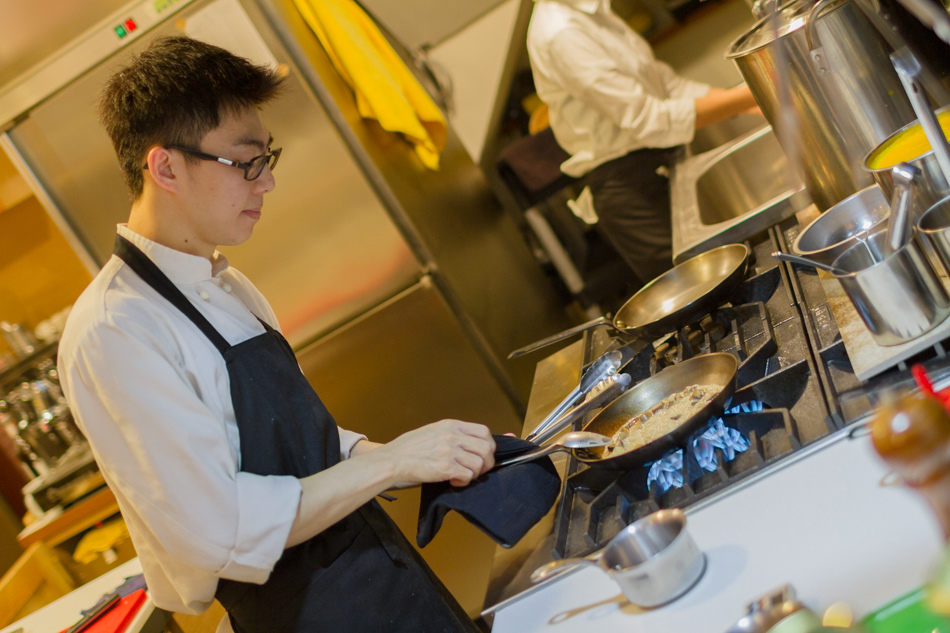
[{"xmin": 583, "ymin": 146, "xmax": 683, "ymax": 285}]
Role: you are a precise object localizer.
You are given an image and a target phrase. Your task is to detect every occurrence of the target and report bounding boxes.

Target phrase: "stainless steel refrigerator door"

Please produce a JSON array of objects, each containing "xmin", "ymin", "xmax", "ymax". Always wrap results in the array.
[{"xmin": 3, "ymin": 0, "xmax": 423, "ymax": 348}]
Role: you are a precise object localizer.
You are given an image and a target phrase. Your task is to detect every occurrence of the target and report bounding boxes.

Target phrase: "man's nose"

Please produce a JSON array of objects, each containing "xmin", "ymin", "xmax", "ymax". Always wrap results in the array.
[{"xmin": 255, "ymin": 164, "xmax": 276, "ymax": 193}]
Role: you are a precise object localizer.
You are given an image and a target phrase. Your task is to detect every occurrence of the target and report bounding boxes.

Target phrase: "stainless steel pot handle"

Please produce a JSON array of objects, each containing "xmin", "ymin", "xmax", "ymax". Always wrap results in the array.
[
  {"xmin": 530, "ymin": 554, "xmax": 602, "ymax": 582},
  {"xmin": 885, "ymin": 162, "xmax": 919, "ymax": 256},
  {"xmin": 495, "ymin": 443, "xmax": 564, "ymax": 468},
  {"xmin": 805, "ymin": 0, "xmax": 844, "ymax": 75}
]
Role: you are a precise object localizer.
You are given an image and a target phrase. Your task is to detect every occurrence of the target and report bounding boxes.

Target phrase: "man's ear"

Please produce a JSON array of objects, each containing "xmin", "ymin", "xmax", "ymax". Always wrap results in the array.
[{"xmin": 143, "ymin": 147, "xmax": 180, "ymax": 192}]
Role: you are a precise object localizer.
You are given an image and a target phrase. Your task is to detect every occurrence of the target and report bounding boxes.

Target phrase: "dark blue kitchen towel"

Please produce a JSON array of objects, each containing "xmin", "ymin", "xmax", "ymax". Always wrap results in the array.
[{"xmin": 417, "ymin": 435, "xmax": 561, "ymax": 548}]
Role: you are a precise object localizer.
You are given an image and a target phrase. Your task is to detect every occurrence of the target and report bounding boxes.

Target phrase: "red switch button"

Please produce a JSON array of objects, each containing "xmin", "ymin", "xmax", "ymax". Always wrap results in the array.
[{"xmin": 125, "ymin": 18, "xmax": 137, "ymax": 32}]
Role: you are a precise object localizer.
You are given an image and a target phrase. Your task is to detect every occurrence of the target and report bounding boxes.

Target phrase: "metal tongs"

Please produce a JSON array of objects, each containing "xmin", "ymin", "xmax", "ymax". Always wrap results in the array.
[{"xmin": 525, "ymin": 350, "xmax": 632, "ymax": 445}]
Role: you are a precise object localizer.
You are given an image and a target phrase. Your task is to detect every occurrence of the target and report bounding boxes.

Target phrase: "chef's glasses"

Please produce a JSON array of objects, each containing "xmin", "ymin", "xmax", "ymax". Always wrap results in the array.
[{"xmin": 144, "ymin": 145, "xmax": 281, "ymax": 181}]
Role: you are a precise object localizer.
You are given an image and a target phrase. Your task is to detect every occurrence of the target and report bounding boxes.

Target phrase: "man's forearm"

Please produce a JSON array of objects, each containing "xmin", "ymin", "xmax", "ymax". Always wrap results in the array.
[
  {"xmin": 694, "ymin": 85, "xmax": 760, "ymax": 130},
  {"xmin": 286, "ymin": 444, "xmax": 399, "ymax": 547},
  {"xmin": 285, "ymin": 420, "xmax": 495, "ymax": 547}
]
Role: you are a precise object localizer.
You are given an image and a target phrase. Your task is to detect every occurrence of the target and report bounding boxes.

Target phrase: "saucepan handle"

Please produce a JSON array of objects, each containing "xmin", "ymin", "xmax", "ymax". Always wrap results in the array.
[{"xmin": 530, "ymin": 555, "xmax": 601, "ymax": 583}]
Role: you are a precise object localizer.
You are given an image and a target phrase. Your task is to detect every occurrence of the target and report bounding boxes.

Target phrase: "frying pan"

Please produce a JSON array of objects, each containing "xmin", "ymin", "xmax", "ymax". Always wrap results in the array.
[
  {"xmin": 508, "ymin": 244, "xmax": 751, "ymax": 359},
  {"xmin": 574, "ymin": 353, "xmax": 739, "ymax": 470}
]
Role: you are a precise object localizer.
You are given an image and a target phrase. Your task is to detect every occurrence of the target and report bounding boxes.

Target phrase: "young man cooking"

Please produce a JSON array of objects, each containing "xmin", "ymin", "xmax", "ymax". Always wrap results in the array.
[{"xmin": 57, "ymin": 36, "xmax": 494, "ymax": 633}]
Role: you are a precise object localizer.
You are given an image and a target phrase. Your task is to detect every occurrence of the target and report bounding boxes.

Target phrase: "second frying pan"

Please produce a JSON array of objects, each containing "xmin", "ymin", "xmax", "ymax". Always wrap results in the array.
[{"xmin": 508, "ymin": 244, "xmax": 751, "ymax": 359}]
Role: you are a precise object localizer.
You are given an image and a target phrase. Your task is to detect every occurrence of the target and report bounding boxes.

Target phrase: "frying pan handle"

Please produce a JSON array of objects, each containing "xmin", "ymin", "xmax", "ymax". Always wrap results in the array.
[
  {"xmin": 530, "ymin": 555, "xmax": 601, "ymax": 583},
  {"xmin": 507, "ymin": 317, "xmax": 612, "ymax": 359}
]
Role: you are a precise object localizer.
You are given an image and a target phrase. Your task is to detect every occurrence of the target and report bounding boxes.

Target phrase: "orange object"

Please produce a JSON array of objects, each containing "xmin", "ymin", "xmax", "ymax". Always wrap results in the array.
[
  {"xmin": 59, "ymin": 589, "xmax": 147, "ymax": 633},
  {"xmin": 870, "ymin": 390, "xmax": 950, "ymax": 539}
]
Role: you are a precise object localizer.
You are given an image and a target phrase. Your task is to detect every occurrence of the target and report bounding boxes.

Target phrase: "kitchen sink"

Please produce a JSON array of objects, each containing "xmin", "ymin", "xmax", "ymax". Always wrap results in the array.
[
  {"xmin": 671, "ymin": 122, "xmax": 811, "ymax": 264},
  {"xmin": 688, "ymin": 113, "xmax": 765, "ymax": 155},
  {"xmin": 696, "ymin": 128, "xmax": 801, "ymax": 225}
]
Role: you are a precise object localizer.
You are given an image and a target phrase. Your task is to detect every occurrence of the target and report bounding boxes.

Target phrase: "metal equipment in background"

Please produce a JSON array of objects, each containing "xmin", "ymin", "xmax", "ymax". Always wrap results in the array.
[{"xmin": 0, "ymin": 0, "xmax": 574, "ymax": 614}]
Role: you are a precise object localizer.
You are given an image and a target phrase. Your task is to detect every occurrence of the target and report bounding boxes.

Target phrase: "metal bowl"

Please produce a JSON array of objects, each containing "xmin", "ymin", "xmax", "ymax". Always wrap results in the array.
[{"xmin": 791, "ymin": 185, "xmax": 890, "ymax": 266}]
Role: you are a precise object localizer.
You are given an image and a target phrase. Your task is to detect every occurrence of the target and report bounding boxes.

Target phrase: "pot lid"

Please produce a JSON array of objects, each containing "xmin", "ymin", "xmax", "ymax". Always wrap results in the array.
[{"xmin": 725, "ymin": 0, "xmax": 846, "ymax": 57}]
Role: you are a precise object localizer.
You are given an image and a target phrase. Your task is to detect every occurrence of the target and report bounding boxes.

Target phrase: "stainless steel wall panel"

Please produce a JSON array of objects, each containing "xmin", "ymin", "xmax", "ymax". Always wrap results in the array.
[
  {"xmin": 5, "ymin": 0, "xmax": 424, "ymax": 349},
  {"xmin": 259, "ymin": 0, "xmax": 575, "ymax": 401}
]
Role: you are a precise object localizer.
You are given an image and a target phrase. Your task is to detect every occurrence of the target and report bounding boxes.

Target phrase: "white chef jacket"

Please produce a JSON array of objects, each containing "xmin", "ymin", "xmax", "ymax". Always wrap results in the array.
[
  {"xmin": 57, "ymin": 225, "xmax": 366, "ymax": 614},
  {"xmin": 527, "ymin": 0, "xmax": 711, "ymax": 177}
]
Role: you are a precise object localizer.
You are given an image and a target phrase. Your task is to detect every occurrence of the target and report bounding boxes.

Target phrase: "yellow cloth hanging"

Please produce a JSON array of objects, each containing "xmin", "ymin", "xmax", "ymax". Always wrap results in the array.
[{"xmin": 293, "ymin": 0, "xmax": 447, "ymax": 170}]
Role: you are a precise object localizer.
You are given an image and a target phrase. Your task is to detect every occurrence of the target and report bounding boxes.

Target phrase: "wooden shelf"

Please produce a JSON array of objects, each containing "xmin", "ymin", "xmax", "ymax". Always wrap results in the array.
[{"xmin": 18, "ymin": 486, "xmax": 119, "ymax": 548}]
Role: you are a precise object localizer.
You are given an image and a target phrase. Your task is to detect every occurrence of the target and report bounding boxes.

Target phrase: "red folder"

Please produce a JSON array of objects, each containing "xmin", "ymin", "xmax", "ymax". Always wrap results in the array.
[{"xmin": 59, "ymin": 589, "xmax": 148, "ymax": 633}]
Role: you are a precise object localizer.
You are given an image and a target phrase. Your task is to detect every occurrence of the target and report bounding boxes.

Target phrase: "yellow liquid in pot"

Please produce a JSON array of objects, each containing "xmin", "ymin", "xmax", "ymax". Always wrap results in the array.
[{"xmin": 868, "ymin": 110, "xmax": 950, "ymax": 170}]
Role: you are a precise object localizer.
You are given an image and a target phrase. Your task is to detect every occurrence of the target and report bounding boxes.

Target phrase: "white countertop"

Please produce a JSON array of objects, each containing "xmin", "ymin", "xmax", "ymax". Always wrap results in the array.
[{"xmin": 490, "ymin": 429, "xmax": 945, "ymax": 633}]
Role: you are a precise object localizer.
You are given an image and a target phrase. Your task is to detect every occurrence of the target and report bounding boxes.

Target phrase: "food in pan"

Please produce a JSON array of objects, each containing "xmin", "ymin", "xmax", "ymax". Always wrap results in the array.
[{"xmin": 602, "ymin": 384, "xmax": 721, "ymax": 457}]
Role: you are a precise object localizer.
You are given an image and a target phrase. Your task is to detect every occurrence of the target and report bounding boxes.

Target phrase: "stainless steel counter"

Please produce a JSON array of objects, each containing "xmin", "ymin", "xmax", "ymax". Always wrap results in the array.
[
  {"xmin": 483, "ymin": 339, "xmax": 584, "ymax": 611},
  {"xmin": 487, "ymin": 424, "xmax": 944, "ymax": 633}
]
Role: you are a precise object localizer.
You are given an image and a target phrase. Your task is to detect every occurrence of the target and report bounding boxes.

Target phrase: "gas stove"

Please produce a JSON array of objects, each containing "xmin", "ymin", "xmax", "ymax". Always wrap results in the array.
[
  {"xmin": 486, "ymin": 216, "xmax": 950, "ymax": 618},
  {"xmin": 552, "ymin": 217, "xmax": 870, "ymax": 560}
]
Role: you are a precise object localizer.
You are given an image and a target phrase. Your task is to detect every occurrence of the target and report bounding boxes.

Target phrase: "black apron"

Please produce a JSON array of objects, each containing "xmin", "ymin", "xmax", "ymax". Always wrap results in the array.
[
  {"xmin": 583, "ymin": 146, "xmax": 683, "ymax": 284},
  {"xmin": 113, "ymin": 235, "xmax": 479, "ymax": 633}
]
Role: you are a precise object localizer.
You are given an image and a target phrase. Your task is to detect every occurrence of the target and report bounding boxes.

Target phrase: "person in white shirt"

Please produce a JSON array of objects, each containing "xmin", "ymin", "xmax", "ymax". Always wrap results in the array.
[
  {"xmin": 57, "ymin": 36, "xmax": 491, "ymax": 633},
  {"xmin": 527, "ymin": 0, "xmax": 759, "ymax": 283}
]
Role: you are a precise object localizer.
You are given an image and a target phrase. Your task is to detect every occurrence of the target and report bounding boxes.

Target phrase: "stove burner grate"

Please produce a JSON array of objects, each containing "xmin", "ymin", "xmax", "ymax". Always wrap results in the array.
[
  {"xmin": 556, "ymin": 396, "xmax": 815, "ymax": 557},
  {"xmin": 550, "ymin": 230, "xmax": 840, "ymax": 560}
]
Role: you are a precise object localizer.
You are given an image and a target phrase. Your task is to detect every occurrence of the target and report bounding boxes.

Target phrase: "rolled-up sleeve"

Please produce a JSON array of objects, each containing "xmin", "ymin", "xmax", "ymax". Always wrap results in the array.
[
  {"xmin": 547, "ymin": 29, "xmax": 707, "ymax": 148},
  {"xmin": 219, "ymin": 472, "xmax": 301, "ymax": 582},
  {"xmin": 338, "ymin": 428, "xmax": 368, "ymax": 459},
  {"xmin": 655, "ymin": 59, "xmax": 711, "ymax": 101},
  {"xmin": 63, "ymin": 317, "xmax": 300, "ymax": 586}
]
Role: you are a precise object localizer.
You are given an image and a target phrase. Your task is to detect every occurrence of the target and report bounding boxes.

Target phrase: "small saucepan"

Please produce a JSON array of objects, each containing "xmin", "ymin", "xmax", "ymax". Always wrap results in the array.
[
  {"xmin": 508, "ymin": 244, "xmax": 751, "ymax": 359},
  {"xmin": 530, "ymin": 508, "xmax": 705, "ymax": 608},
  {"xmin": 575, "ymin": 353, "xmax": 739, "ymax": 470}
]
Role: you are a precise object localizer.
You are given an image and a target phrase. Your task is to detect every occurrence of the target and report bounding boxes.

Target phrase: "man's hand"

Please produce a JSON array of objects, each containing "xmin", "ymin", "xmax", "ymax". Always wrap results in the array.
[
  {"xmin": 288, "ymin": 420, "xmax": 495, "ymax": 547},
  {"xmin": 384, "ymin": 420, "xmax": 496, "ymax": 487},
  {"xmin": 354, "ymin": 420, "xmax": 496, "ymax": 487}
]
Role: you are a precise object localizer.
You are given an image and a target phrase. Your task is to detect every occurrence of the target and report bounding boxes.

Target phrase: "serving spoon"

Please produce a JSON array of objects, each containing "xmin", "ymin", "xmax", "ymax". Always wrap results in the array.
[{"xmin": 494, "ymin": 431, "xmax": 612, "ymax": 468}]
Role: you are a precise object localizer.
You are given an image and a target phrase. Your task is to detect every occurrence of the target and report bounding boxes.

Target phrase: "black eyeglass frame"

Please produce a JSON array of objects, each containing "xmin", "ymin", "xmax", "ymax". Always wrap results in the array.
[{"xmin": 143, "ymin": 145, "xmax": 282, "ymax": 181}]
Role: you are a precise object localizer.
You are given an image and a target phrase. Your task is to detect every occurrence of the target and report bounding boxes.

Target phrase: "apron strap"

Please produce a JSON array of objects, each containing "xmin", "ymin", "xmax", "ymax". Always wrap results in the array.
[{"xmin": 113, "ymin": 234, "xmax": 232, "ymax": 355}]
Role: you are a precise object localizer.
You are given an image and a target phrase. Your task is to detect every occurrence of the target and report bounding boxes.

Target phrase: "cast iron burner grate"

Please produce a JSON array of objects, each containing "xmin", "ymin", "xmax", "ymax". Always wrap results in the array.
[{"xmin": 550, "ymin": 229, "xmax": 842, "ymax": 560}]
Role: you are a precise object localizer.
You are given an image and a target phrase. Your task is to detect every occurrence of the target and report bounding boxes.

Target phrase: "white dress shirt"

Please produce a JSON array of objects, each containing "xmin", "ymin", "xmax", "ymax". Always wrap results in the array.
[
  {"xmin": 527, "ymin": 0, "xmax": 710, "ymax": 176},
  {"xmin": 57, "ymin": 225, "xmax": 366, "ymax": 614}
]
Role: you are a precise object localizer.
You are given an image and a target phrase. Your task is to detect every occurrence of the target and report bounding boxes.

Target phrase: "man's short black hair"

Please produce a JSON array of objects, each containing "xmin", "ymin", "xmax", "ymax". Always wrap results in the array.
[{"xmin": 99, "ymin": 36, "xmax": 284, "ymax": 199}]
